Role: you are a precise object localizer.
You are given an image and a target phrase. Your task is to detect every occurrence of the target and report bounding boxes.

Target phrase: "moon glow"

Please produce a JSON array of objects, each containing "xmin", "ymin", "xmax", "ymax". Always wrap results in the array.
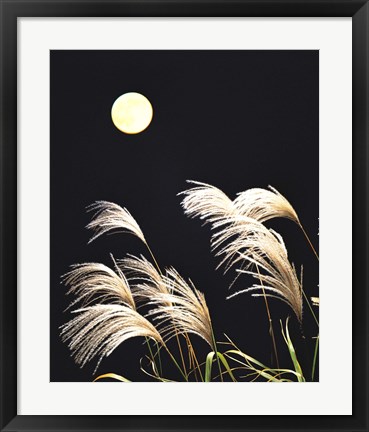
[{"xmin": 111, "ymin": 92, "xmax": 153, "ymax": 134}]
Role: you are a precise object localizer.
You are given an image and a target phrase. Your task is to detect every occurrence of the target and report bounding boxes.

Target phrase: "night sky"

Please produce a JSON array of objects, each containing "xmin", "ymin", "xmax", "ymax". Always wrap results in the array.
[{"xmin": 50, "ymin": 50, "xmax": 319, "ymax": 382}]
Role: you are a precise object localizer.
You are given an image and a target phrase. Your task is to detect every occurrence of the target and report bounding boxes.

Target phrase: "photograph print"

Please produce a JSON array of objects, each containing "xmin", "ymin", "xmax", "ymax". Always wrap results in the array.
[{"xmin": 50, "ymin": 50, "xmax": 319, "ymax": 382}]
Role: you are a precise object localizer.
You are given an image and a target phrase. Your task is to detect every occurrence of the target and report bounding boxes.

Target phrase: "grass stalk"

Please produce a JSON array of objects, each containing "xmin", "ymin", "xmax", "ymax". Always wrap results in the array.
[
  {"xmin": 210, "ymin": 328, "xmax": 223, "ymax": 382},
  {"xmin": 144, "ymin": 337, "xmax": 156, "ymax": 371},
  {"xmin": 175, "ymin": 332, "xmax": 188, "ymax": 380},
  {"xmin": 298, "ymin": 222, "xmax": 319, "ymax": 261},
  {"xmin": 163, "ymin": 343, "xmax": 188, "ymax": 381},
  {"xmin": 145, "ymin": 241, "xmax": 189, "ymax": 379},
  {"xmin": 187, "ymin": 334, "xmax": 204, "ymax": 381},
  {"xmin": 256, "ymin": 264, "xmax": 280, "ymax": 369},
  {"xmin": 301, "ymin": 288, "xmax": 319, "ymax": 328},
  {"xmin": 311, "ymin": 335, "xmax": 319, "ymax": 381},
  {"xmin": 155, "ymin": 341, "xmax": 163, "ymax": 376}
]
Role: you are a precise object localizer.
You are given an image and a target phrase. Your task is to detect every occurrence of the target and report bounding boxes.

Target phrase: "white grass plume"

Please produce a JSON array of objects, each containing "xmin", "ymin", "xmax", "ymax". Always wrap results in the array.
[
  {"xmin": 179, "ymin": 180, "xmax": 235, "ymax": 223},
  {"xmin": 60, "ymin": 304, "xmax": 163, "ymax": 373},
  {"xmin": 118, "ymin": 254, "xmax": 171, "ymax": 305},
  {"xmin": 214, "ymin": 216, "xmax": 302, "ymax": 321},
  {"xmin": 63, "ymin": 261, "xmax": 135, "ymax": 310},
  {"xmin": 87, "ymin": 201, "xmax": 146, "ymax": 244},
  {"xmin": 180, "ymin": 181, "xmax": 299, "ymax": 226},
  {"xmin": 147, "ymin": 268, "xmax": 215, "ymax": 350},
  {"xmin": 233, "ymin": 186, "xmax": 299, "ymax": 224},
  {"xmin": 180, "ymin": 181, "xmax": 302, "ymax": 320},
  {"xmin": 211, "ymin": 216, "xmax": 287, "ymax": 271}
]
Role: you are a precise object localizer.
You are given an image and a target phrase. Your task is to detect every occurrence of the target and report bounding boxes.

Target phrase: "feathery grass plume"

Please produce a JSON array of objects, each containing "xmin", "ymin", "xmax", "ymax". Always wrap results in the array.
[
  {"xmin": 180, "ymin": 181, "xmax": 299, "ymax": 226},
  {"xmin": 179, "ymin": 180, "xmax": 235, "ymax": 224},
  {"xmin": 213, "ymin": 216, "xmax": 302, "ymax": 322},
  {"xmin": 60, "ymin": 304, "xmax": 163, "ymax": 372},
  {"xmin": 120, "ymin": 256, "xmax": 199, "ymax": 380},
  {"xmin": 86, "ymin": 201, "xmax": 146, "ymax": 244},
  {"xmin": 147, "ymin": 268, "xmax": 215, "ymax": 351},
  {"xmin": 210, "ymin": 215, "xmax": 285, "ymax": 271},
  {"xmin": 233, "ymin": 186, "xmax": 299, "ymax": 224},
  {"xmin": 233, "ymin": 185, "xmax": 319, "ymax": 261},
  {"xmin": 63, "ymin": 261, "xmax": 135, "ymax": 310},
  {"xmin": 118, "ymin": 254, "xmax": 171, "ymax": 305}
]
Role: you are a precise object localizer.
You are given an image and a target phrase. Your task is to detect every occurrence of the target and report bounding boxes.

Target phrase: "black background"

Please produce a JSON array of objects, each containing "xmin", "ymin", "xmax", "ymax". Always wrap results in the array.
[{"xmin": 50, "ymin": 50, "xmax": 319, "ymax": 382}]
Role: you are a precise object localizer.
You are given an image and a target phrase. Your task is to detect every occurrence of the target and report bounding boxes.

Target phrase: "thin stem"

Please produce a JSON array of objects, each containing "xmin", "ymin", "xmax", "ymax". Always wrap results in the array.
[
  {"xmin": 163, "ymin": 343, "xmax": 188, "ymax": 381},
  {"xmin": 145, "ymin": 241, "xmax": 189, "ymax": 379},
  {"xmin": 256, "ymin": 264, "xmax": 280, "ymax": 369},
  {"xmin": 302, "ymin": 289, "xmax": 319, "ymax": 328},
  {"xmin": 144, "ymin": 337, "xmax": 156, "ymax": 369},
  {"xmin": 188, "ymin": 350, "xmax": 197, "ymax": 382},
  {"xmin": 211, "ymin": 328, "xmax": 223, "ymax": 382},
  {"xmin": 298, "ymin": 266, "xmax": 319, "ymax": 328},
  {"xmin": 145, "ymin": 242, "xmax": 162, "ymax": 275},
  {"xmin": 311, "ymin": 336, "xmax": 319, "ymax": 381},
  {"xmin": 186, "ymin": 334, "xmax": 193, "ymax": 370},
  {"xmin": 186, "ymin": 334, "xmax": 204, "ymax": 382},
  {"xmin": 175, "ymin": 332, "xmax": 188, "ymax": 379},
  {"xmin": 185, "ymin": 334, "xmax": 197, "ymax": 381},
  {"xmin": 155, "ymin": 341, "xmax": 162, "ymax": 376},
  {"xmin": 191, "ymin": 347, "xmax": 204, "ymax": 382},
  {"xmin": 299, "ymin": 222, "xmax": 319, "ymax": 261}
]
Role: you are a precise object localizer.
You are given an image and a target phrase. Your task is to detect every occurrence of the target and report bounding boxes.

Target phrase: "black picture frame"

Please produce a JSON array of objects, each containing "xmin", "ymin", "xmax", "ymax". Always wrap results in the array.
[{"xmin": 0, "ymin": 1, "xmax": 368, "ymax": 431}]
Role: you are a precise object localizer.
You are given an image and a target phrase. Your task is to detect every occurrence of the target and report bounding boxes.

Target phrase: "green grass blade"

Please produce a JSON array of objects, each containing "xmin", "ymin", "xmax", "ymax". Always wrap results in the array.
[
  {"xmin": 281, "ymin": 318, "xmax": 305, "ymax": 382},
  {"xmin": 217, "ymin": 352, "xmax": 237, "ymax": 382},
  {"xmin": 224, "ymin": 350, "xmax": 304, "ymax": 382},
  {"xmin": 205, "ymin": 351, "xmax": 215, "ymax": 382},
  {"xmin": 225, "ymin": 349, "xmax": 269, "ymax": 369}
]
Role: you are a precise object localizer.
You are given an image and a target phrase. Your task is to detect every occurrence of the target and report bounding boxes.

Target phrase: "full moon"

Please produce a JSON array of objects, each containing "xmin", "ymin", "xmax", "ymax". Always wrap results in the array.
[{"xmin": 111, "ymin": 92, "xmax": 153, "ymax": 134}]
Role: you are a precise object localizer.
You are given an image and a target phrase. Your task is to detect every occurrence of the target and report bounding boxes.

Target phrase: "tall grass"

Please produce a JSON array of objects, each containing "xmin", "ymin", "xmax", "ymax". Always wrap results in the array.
[{"xmin": 60, "ymin": 182, "xmax": 318, "ymax": 382}]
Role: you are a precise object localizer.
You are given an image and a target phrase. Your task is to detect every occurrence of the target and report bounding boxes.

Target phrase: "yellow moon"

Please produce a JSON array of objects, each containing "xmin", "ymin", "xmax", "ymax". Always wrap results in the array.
[{"xmin": 111, "ymin": 92, "xmax": 153, "ymax": 134}]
